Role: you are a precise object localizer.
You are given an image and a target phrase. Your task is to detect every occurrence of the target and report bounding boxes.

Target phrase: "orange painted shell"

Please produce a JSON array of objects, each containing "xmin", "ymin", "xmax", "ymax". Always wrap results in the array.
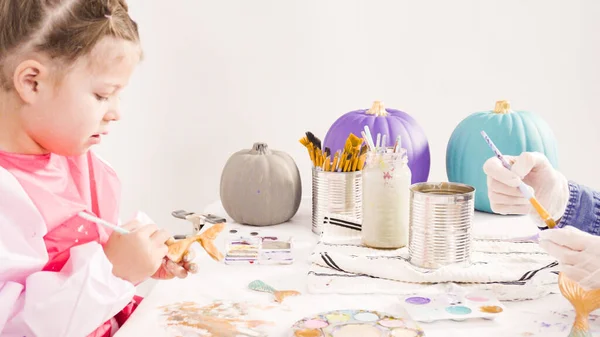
[
  {"xmin": 166, "ymin": 222, "xmax": 225, "ymax": 263},
  {"xmin": 558, "ymin": 272, "xmax": 600, "ymax": 337},
  {"xmin": 274, "ymin": 290, "xmax": 301, "ymax": 303}
]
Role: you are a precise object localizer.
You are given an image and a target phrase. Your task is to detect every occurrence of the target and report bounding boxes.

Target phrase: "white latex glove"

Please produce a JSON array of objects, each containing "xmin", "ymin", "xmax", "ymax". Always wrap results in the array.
[
  {"xmin": 483, "ymin": 152, "xmax": 569, "ymax": 223},
  {"xmin": 539, "ymin": 226, "xmax": 600, "ymax": 290}
]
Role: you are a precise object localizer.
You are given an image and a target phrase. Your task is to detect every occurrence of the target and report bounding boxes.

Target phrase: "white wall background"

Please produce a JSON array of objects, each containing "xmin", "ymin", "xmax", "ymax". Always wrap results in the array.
[{"xmin": 96, "ymin": 0, "xmax": 600, "ymax": 235}]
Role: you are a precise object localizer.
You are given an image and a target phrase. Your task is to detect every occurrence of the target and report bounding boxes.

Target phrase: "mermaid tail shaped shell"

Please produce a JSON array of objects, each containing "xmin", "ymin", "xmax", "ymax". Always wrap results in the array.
[
  {"xmin": 558, "ymin": 272, "xmax": 600, "ymax": 337},
  {"xmin": 248, "ymin": 280, "xmax": 300, "ymax": 302},
  {"xmin": 274, "ymin": 290, "xmax": 301, "ymax": 303},
  {"xmin": 166, "ymin": 222, "xmax": 226, "ymax": 262}
]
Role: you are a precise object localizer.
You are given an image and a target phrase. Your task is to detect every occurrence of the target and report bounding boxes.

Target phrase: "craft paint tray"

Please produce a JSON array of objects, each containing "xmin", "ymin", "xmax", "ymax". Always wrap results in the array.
[
  {"xmin": 399, "ymin": 284, "xmax": 506, "ymax": 323},
  {"xmin": 225, "ymin": 229, "xmax": 293, "ymax": 265},
  {"xmin": 289, "ymin": 309, "xmax": 424, "ymax": 337}
]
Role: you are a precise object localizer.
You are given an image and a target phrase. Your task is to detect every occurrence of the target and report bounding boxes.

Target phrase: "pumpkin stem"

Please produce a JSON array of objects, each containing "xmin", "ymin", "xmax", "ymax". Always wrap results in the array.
[
  {"xmin": 365, "ymin": 101, "xmax": 388, "ymax": 117},
  {"xmin": 493, "ymin": 100, "xmax": 512, "ymax": 114},
  {"xmin": 251, "ymin": 142, "xmax": 271, "ymax": 155}
]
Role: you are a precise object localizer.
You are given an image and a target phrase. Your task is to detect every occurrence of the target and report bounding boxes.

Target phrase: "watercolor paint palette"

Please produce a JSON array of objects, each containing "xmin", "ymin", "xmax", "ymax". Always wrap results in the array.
[
  {"xmin": 289, "ymin": 309, "xmax": 425, "ymax": 337},
  {"xmin": 399, "ymin": 288, "xmax": 506, "ymax": 323},
  {"xmin": 224, "ymin": 229, "xmax": 294, "ymax": 265}
]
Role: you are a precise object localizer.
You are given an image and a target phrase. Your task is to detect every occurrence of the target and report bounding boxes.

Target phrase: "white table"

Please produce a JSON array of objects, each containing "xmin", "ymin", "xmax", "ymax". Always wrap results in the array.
[{"xmin": 115, "ymin": 198, "xmax": 600, "ymax": 337}]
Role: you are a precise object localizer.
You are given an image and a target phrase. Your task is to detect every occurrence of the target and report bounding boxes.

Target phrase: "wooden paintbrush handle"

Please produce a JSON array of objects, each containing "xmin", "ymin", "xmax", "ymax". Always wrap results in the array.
[{"xmin": 358, "ymin": 153, "xmax": 367, "ymax": 171}]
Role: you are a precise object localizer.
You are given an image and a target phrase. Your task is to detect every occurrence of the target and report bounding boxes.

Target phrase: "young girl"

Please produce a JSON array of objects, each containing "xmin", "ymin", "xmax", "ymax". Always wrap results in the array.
[{"xmin": 0, "ymin": 1, "xmax": 196, "ymax": 336}]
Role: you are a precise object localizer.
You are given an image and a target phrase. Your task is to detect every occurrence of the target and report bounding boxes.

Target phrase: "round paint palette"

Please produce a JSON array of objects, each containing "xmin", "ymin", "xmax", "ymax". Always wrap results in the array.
[
  {"xmin": 400, "ymin": 291, "xmax": 506, "ymax": 323},
  {"xmin": 289, "ymin": 309, "xmax": 425, "ymax": 337}
]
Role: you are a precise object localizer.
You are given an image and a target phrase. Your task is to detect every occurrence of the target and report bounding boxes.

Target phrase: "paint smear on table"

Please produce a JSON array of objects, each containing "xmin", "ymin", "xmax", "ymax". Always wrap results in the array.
[
  {"xmin": 520, "ymin": 310, "xmax": 600, "ymax": 336},
  {"xmin": 159, "ymin": 300, "xmax": 276, "ymax": 336}
]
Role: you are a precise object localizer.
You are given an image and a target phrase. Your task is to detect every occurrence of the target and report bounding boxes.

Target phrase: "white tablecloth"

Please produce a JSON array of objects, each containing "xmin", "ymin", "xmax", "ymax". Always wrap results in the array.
[{"xmin": 114, "ymin": 197, "xmax": 600, "ymax": 337}]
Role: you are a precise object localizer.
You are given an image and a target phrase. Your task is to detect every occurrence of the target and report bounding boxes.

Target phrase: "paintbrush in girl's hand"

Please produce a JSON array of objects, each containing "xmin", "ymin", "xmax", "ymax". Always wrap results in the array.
[{"xmin": 77, "ymin": 212, "xmax": 225, "ymax": 262}]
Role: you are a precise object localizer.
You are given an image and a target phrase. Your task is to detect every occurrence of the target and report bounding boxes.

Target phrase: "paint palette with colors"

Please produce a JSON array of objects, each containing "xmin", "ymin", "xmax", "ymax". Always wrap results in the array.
[
  {"xmin": 224, "ymin": 228, "xmax": 294, "ymax": 265},
  {"xmin": 289, "ymin": 309, "xmax": 424, "ymax": 337},
  {"xmin": 400, "ymin": 290, "xmax": 506, "ymax": 323}
]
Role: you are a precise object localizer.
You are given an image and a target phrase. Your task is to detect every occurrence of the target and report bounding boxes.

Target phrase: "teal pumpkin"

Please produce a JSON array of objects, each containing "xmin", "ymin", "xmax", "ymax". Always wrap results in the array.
[{"xmin": 446, "ymin": 101, "xmax": 559, "ymax": 213}]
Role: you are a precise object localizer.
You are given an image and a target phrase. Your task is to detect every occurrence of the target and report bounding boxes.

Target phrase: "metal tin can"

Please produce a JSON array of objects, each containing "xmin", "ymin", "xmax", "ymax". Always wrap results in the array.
[
  {"xmin": 408, "ymin": 182, "xmax": 475, "ymax": 269},
  {"xmin": 312, "ymin": 168, "xmax": 362, "ymax": 235}
]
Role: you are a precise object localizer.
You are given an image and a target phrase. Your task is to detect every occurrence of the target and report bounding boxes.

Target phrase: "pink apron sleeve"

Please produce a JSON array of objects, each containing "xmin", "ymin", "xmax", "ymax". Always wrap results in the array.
[{"xmin": 0, "ymin": 167, "xmax": 135, "ymax": 337}]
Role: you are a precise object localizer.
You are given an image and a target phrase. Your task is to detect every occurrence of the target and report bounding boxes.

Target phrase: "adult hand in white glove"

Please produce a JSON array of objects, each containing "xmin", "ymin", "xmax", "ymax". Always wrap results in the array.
[
  {"xmin": 539, "ymin": 226, "xmax": 600, "ymax": 290},
  {"xmin": 483, "ymin": 152, "xmax": 570, "ymax": 222}
]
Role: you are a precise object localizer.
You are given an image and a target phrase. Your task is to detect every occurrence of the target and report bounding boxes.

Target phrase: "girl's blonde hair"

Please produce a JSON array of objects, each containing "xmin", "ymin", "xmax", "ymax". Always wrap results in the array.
[{"xmin": 0, "ymin": 0, "xmax": 140, "ymax": 90}]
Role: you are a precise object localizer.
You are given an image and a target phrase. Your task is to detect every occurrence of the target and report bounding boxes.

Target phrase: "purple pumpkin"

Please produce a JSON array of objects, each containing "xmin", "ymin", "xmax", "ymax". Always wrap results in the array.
[{"xmin": 323, "ymin": 101, "xmax": 430, "ymax": 183}]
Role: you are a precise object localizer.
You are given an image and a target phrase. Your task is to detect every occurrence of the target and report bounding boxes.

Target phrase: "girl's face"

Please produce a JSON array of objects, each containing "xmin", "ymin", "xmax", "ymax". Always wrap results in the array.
[{"xmin": 18, "ymin": 37, "xmax": 140, "ymax": 156}]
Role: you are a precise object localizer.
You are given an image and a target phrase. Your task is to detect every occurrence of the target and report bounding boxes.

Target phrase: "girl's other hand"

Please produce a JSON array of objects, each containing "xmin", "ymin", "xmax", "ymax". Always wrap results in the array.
[{"xmin": 152, "ymin": 249, "xmax": 198, "ymax": 280}]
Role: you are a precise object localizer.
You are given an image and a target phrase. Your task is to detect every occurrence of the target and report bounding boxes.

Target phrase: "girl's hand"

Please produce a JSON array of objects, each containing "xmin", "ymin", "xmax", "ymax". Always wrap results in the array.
[
  {"xmin": 103, "ymin": 220, "xmax": 171, "ymax": 284},
  {"xmin": 152, "ymin": 249, "xmax": 199, "ymax": 280}
]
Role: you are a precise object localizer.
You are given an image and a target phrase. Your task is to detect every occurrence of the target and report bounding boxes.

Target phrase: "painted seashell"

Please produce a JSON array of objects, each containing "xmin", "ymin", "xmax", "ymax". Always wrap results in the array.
[
  {"xmin": 166, "ymin": 222, "xmax": 226, "ymax": 262},
  {"xmin": 248, "ymin": 280, "xmax": 300, "ymax": 303},
  {"xmin": 558, "ymin": 272, "xmax": 600, "ymax": 337}
]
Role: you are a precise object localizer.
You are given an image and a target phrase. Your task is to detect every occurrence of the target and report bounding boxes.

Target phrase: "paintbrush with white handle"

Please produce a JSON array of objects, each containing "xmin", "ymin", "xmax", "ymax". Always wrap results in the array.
[
  {"xmin": 76, "ymin": 212, "xmax": 226, "ymax": 262},
  {"xmin": 77, "ymin": 211, "xmax": 129, "ymax": 234}
]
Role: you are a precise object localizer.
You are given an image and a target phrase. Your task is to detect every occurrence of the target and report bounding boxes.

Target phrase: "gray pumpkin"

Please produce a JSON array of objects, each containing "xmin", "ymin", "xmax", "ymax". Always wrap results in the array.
[{"xmin": 220, "ymin": 142, "xmax": 302, "ymax": 226}]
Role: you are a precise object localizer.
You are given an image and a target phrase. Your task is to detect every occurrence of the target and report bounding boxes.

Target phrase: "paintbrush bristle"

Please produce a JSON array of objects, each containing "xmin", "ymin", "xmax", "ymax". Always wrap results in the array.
[
  {"xmin": 359, "ymin": 143, "xmax": 367, "ymax": 156},
  {"xmin": 348, "ymin": 133, "xmax": 361, "ymax": 147},
  {"xmin": 324, "ymin": 147, "xmax": 331, "ymax": 158},
  {"xmin": 305, "ymin": 132, "xmax": 322, "ymax": 149}
]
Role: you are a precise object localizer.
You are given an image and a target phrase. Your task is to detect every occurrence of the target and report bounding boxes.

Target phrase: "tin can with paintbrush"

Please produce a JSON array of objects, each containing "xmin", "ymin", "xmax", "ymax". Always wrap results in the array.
[
  {"xmin": 311, "ymin": 168, "xmax": 363, "ymax": 235},
  {"xmin": 301, "ymin": 131, "xmax": 366, "ymax": 235}
]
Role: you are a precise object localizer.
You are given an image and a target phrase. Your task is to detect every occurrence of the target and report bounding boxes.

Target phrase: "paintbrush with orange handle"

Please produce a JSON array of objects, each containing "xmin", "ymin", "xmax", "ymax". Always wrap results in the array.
[
  {"xmin": 332, "ymin": 150, "xmax": 340, "ymax": 172},
  {"xmin": 481, "ymin": 131, "xmax": 557, "ymax": 228},
  {"xmin": 322, "ymin": 147, "xmax": 330, "ymax": 170},
  {"xmin": 343, "ymin": 153, "xmax": 352, "ymax": 172},
  {"xmin": 357, "ymin": 144, "xmax": 368, "ymax": 170},
  {"xmin": 299, "ymin": 136, "xmax": 316, "ymax": 167}
]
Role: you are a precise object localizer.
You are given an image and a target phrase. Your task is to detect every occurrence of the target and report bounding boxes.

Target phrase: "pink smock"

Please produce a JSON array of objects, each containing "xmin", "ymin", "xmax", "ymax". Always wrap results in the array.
[{"xmin": 0, "ymin": 150, "xmax": 141, "ymax": 337}]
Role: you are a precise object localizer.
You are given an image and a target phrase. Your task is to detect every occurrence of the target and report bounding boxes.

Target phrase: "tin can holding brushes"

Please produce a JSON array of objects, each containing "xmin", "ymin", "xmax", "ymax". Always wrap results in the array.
[
  {"xmin": 301, "ymin": 131, "xmax": 367, "ymax": 234},
  {"xmin": 311, "ymin": 168, "xmax": 363, "ymax": 235}
]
